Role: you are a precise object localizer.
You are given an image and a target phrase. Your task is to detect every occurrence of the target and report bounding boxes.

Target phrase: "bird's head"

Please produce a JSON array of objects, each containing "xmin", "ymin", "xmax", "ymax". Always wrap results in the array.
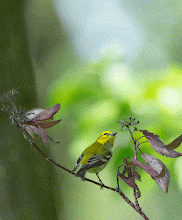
[{"xmin": 97, "ymin": 131, "xmax": 117, "ymax": 146}]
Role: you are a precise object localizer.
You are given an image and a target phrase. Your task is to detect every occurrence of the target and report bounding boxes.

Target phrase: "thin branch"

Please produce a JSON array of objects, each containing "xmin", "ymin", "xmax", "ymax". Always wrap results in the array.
[
  {"xmin": 136, "ymin": 136, "xmax": 146, "ymax": 142},
  {"xmin": 136, "ymin": 141, "xmax": 149, "ymax": 150},
  {"xmin": 129, "ymin": 128, "xmax": 141, "ymax": 210},
  {"xmin": 116, "ymin": 168, "xmax": 149, "ymax": 220},
  {"xmin": 117, "ymin": 189, "xmax": 149, "ymax": 220}
]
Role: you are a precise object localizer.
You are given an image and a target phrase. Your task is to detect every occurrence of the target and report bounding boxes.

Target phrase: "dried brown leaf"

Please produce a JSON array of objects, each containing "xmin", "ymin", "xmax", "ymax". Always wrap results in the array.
[
  {"xmin": 141, "ymin": 130, "xmax": 182, "ymax": 158},
  {"xmin": 23, "ymin": 125, "xmax": 37, "ymax": 140},
  {"xmin": 141, "ymin": 153, "xmax": 170, "ymax": 193},
  {"xmin": 157, "ymin": 166, "xmax": 165, "ymax": 178},
  {"xmin": 32, "ymin": 103, "xmax": 60, "ymax": 121},
  {"xmin": 118, "ymin": 173, "xmax": 139, "ymax": 190},
  {"xmin": 130, "ymin": 158, "xmax": 159, "ymax": 177},
  {"xmin": 165, "ymin": 134, "xmax": 182, "ymax": 149},
  {"xmin": 23, "ymin": 104, "xmax": 61, "ymax": 146},
  {"xmin": 123, "ymin": 159, "xmax": 141, "ymax": 181},
  {"xmin": 37, "ymin": 119, "xmax": 62, "ymax": 129}
]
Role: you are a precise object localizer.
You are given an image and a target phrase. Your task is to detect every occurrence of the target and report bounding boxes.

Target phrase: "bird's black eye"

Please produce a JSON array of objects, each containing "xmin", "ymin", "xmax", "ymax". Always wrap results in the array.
[{"xmin": 104, "ymin": 133, "xmax": 108, "ymax": 135}]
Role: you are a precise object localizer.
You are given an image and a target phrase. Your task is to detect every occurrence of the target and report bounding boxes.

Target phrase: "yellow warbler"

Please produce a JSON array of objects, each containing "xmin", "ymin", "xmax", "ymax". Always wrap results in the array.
[{"xmin": 72, "ymin": 131, "xmax": 117, "ymax": 186}]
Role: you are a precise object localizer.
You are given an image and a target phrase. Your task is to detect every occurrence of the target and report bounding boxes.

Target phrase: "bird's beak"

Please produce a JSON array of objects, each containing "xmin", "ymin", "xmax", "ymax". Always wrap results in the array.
[{"xmin": 111, "ymin": 132, "xmax": 117, "ymax": 136}]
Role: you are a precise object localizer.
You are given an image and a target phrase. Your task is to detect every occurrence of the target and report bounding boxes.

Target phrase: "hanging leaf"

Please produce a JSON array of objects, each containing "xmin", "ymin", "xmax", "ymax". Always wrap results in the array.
[
  {"xmin": 118, "ymin": 173, "xmax": 141, "ymax": 198},
  {"xmin": 130, "ymin": 158, "xmax": 160, "ymax": 177},
  {"xmin": 36, "ymin": 119, "xmax": 62, "ymax": 129},
  {"xmin": 23, "ymin": 104, "xmax": 61, "ymax": 146},
  {"xmin": 141, "ymin": 130, "xmax": 182, "ymax": 158},
  {"xmin": 29, "ymin": 103, "xmax": 60, "ymax": 121},
  {"xmin": 141, "ymin": 153, "xmax": 170, "ymax": 193},
  {"xmin": 165, "ymin": 134, "xmax": 182, "ymax": 149},
  {"xmin": 118, "ymin": 173, "xmax": 139, "ymax": 190},
  {"xmin": 123, "ymin": 158, "xmax": 141, "ymax": 181}
]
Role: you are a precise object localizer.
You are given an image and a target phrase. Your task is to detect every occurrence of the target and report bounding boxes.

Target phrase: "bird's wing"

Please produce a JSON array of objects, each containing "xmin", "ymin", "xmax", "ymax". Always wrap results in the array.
[
  {"xmin": 72, "ymin": 154, "xmax": 83, "ymax": 173},
  {"xmin": 86, "ymin": 152, "xmax": 112, "ymax": 169}
]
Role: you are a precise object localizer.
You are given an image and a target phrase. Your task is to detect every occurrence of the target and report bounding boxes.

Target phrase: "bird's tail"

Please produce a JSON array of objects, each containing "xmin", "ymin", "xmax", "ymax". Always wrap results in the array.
[{"xmin": 75, "ymin": 167, "xmax": 87, "ymax": 181}]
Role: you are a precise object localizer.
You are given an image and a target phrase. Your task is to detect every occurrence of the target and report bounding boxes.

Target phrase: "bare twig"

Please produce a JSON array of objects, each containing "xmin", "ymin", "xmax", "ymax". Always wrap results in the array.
[{"xmin": 129, "ymin": 128, "xmax": 141, "ymax": 210}]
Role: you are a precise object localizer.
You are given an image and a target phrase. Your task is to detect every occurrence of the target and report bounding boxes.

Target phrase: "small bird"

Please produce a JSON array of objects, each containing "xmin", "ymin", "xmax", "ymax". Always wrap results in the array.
[{"xmin": 72, "ymin": 131, "xmax": 117, "ymax": 186}]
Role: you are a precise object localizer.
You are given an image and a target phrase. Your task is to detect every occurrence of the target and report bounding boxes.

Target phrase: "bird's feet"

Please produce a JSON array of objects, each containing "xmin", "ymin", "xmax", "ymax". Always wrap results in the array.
[{"xmin": 99, "ymin": 180, "xmax": 104, "ymax": 190}]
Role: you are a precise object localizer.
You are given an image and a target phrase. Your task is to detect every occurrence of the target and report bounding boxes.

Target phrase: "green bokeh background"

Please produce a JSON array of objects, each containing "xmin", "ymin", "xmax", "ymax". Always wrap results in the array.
[{"xmin": 1, "ymin": 0, "xmax": 182, "ymax": 219}]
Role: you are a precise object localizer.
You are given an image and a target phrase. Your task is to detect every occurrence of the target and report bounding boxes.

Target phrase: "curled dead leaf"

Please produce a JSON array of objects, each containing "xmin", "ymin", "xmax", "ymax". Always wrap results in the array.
[
  {"xmin": 130, "ymin": 158, "xmax": 160, "ymax": 177},
  {"xmin": 123, "ymin": 158, "xmax": 141, "ymax": 182},
  {"xmin": 31, "ymin": 103, "xmax": 60, "ymax": 121},
  {"xmin": 165, "ymin": 134, "xmax": 182, "ymax": 149},
  {"xmin": 23, "ymin": 104, "xmax": 61, "ymax": 146},
  {"xmin": 118, "ymin": 173, "xmax": 141, "ymax": 198},
  {"xmin": 118, "ymin": 173, "xmax": 139, "ymax": 190},
  {"xmin": 141, "ymin": 153, "xmax": 170, "ymax": 193},
  {"xmin": 141, "ymin": 130, "xmax": 182, "ymax": 158}
]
